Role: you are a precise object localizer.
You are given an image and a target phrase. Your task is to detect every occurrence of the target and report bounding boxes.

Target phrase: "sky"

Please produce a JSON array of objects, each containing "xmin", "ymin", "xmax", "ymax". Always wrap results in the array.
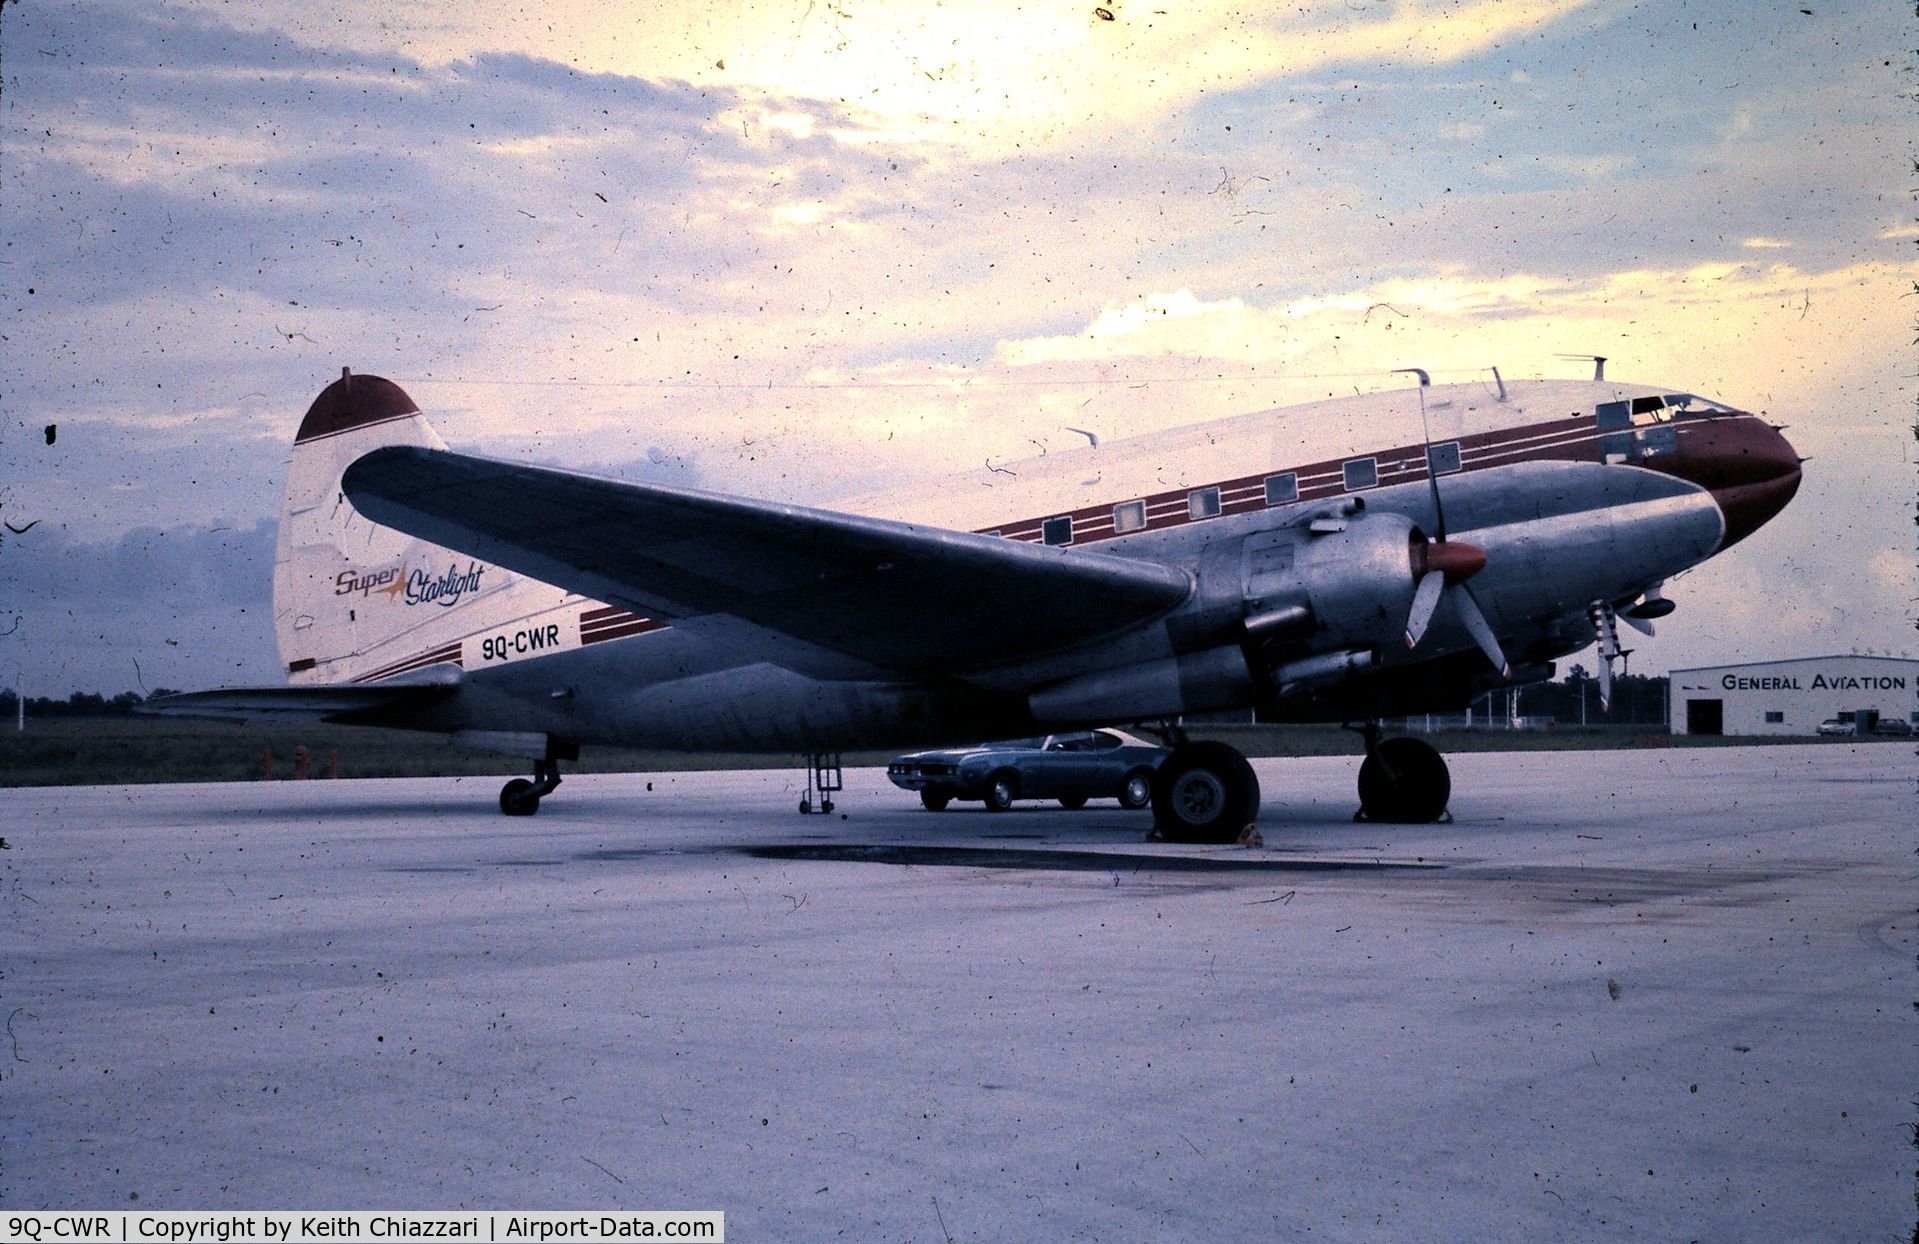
[{"xmin": 0, "ymin": 0, "xmax": 1914, "ymax": 697}]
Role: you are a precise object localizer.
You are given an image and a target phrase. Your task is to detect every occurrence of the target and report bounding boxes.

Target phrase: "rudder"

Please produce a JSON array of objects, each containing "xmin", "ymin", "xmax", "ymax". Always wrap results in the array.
[{"xmin": 274, "ymin": 369, "xmax": 545, "ymax": 685}]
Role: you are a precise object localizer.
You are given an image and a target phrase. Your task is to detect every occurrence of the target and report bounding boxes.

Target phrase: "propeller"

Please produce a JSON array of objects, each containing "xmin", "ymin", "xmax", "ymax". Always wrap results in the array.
[{"xmin": 1397, "ymin": 371, "xmax": 1508, "ymax": 676}]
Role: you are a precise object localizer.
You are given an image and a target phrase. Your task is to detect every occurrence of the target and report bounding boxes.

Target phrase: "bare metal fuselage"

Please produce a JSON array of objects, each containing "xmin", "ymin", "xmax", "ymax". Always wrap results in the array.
[{"xmin": 336, "ymin": 382, "xmax": 1792, "ymax": 755}]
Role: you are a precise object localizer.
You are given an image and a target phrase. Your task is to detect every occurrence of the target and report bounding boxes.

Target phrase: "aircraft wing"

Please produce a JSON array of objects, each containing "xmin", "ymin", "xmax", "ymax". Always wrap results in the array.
[
  {"xmin": 342, "ymin": 446, "xmax": 1193, "ymax": 676},
  {"xmin": 139, "ymin": 681, "xmax": 456, "ymax": 726}
]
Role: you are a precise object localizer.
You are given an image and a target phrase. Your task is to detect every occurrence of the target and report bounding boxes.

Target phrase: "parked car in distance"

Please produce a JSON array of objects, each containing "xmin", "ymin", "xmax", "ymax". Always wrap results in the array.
[
  {"xmin": 1815, "ymin": 718, "xmax": 1855, "ymax": 736},
  {"xmin": 888, "ymin": 728, "xmax": 1169, "ymax": 812},
  {"xmin": 1870, "ymin": 718, "xmax": 1911, "ymax": 736}
]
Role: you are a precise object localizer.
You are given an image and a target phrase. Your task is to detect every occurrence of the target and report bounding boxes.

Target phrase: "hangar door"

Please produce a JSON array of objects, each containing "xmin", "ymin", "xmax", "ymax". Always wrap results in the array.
[{"xmin": 1685, "ymin": 699, "xmax": 1724, "ymax": 736}]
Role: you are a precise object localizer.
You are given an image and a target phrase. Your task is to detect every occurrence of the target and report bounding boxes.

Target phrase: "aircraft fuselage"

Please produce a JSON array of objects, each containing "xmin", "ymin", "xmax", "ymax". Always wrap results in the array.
[{"xmin": 322, "ymin": 380, "xmax": 1798, "ymax": 755}]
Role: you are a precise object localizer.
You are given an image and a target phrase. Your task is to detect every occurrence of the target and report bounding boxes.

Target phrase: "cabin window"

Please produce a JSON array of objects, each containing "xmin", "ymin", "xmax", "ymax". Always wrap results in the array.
[
  {"xmin": 1342, "ymin": 458, "xmax": 1378, "ymax": 491},
  {"xmin": 1112, "ymin": 500, "xmax": 1147, "ymax": 533},
  {"xmin": 1427, "ymin": 442, "xmax": 1462, "ymax": 476},
  {"xmin": 1188, "ymin": 487, "xmax": 1221, "ymax": 520},
  {"xmin": 1042, "ymin": 516, "xmax": 1074, "ymax": 546},
  {"xmin": 1263, "ymin": 473, "xmax": 1299, "ymax": 505}
]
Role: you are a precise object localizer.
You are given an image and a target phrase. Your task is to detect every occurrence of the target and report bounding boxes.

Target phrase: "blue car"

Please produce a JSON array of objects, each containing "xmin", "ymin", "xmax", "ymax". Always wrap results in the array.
[{"xmin": 888, "ymin": 728, "xmax": 1168, "ymax": 812}]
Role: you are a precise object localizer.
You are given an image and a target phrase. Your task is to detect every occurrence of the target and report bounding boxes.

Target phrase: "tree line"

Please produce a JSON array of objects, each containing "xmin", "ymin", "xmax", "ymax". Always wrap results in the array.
[
  {"xmin": 6, "ymin": 666, "xmax": 1674, "ymax": 728},
  {"xmin": 1, "ymin": 688, "xmax": 182, "ymax": 718}
]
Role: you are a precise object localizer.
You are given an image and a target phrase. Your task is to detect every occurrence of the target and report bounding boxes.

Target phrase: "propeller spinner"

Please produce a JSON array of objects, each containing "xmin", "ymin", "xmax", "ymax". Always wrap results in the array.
[{"xmin": 1404, "ymin": 535, "xmax": 1508, "ymax": 675}]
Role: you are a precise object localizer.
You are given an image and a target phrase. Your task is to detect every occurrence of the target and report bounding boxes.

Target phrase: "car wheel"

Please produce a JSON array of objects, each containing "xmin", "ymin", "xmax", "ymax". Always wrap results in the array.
[
  {"xmin": 1119, "ymin": 770, "xmax": 1153, "ymax": 810},
  {"xmin": 920, "ymin": 790, "xmax": 951, "ymax": 811},
  {"xmin": 983, "ymin": 772, "xmax": 1017, "ymax": 812}
]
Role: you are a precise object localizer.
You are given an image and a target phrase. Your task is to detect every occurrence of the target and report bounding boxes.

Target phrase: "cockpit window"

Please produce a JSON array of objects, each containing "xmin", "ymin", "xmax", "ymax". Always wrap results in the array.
[
  {"xmin": 1662, "ymin": 393, "xmax": 1732, "ymax": 416},
  {"xmin": 1629, "ymin": 395, "xmax": 1672, "ymax": 426}
]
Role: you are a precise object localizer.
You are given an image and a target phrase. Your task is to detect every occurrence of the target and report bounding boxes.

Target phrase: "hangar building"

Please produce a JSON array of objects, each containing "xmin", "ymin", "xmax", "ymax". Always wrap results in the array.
[{"xmin": 1668, "ymin": 655, "xmax": 1919, "ymax": 736}]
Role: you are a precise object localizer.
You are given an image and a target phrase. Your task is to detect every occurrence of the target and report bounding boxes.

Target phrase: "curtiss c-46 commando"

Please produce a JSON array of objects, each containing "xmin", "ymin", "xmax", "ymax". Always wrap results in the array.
[{"xmin": 152, "ymin": 361, "xmax": 1802, "ymax": 842}]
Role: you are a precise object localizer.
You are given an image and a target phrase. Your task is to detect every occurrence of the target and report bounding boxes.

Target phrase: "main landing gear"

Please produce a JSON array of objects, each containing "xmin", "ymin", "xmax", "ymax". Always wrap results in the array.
[
  {"xmin": 1149, "ymin": 733, "xmax": 1262, "ymax": 845},
  {"xmin": 1348, "ymin": 723, "xmax": 1451, "ymax": 824},
  {"xmin": 500, "ymin": 756, "xmax": 563, "ymax": 817}
]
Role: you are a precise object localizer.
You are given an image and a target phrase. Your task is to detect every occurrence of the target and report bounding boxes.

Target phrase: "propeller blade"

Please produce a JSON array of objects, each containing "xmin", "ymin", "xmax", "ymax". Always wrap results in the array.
[
  {"xmin": 1405, "ymin": 571, "xmax": 1446, "ymax": 648},
  {"xmin": 1450, "ymin": 583, "xmax": 1509, "ymax": 677},
  {"xmin": 1598, "ymin": 655, "xmax": 1614, "ymax": 711}
]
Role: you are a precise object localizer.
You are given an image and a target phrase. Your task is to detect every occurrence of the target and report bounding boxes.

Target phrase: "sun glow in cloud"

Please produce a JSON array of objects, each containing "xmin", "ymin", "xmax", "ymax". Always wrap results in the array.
[{"xmin": 169, "ymin": 0, "xmax": 1609, "ymax": 152}]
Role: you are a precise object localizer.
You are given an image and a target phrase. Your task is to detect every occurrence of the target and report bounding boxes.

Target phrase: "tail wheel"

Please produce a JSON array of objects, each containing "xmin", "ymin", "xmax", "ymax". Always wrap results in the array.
[
  {"xmin": 1119, "ymin": 770, "xmax": 1153, "ymax": 810},
  {"xmin": 983, "ymin": 772, "xmax": 1017, "ymax": 812},
  {"xmin": 1356, "ymin": 737, "xmax": 1451, "ymax": 823},
  {"xmin": 1058, "ymin": 795, "xmax": 1089, "ymax": 810},
  {"xmin": 500, "ymin": 778, "xmax": 541, "ymax": 816},
  {"xmin": 920, "ymin": 791, "xmax": 952, "ymax": 811},
  {"xmin": 1152, "ymin": 742, "xmax": 1259, "ymax": 844}
]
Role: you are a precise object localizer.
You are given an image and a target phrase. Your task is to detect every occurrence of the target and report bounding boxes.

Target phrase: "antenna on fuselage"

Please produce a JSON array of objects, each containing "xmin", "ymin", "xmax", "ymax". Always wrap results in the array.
[{"xmin": 1556, "ymin": 354, "xmax": 1608, "ymax": 381}]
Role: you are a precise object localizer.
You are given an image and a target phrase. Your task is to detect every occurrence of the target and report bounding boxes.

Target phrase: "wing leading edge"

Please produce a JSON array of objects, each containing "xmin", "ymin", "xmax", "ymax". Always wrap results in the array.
[{"xmin": 341, "ymin": 446, "xmax": 1193, "ymax": 677}]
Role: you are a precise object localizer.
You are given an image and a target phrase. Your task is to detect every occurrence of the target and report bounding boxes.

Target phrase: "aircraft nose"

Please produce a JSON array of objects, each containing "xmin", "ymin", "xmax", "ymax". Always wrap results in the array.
[{"xmin": 1661, "ymin": 415, "xmax": 1802, "ymax": 549}]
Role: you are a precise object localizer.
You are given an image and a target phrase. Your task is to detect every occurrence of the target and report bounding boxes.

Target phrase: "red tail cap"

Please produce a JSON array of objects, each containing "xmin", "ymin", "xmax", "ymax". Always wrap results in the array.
[{"xmin": 294, "ymin": 368, "xmax": 421, "ymax": 444}]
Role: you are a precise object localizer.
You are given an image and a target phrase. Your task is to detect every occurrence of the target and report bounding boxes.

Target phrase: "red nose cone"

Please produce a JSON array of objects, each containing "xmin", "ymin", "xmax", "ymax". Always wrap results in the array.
[
  {"xmin": 1641, "ymin": 413, "xmax": 1802, "ymax": 550},
  {"xmin": 1411, "ymin": 540, "xmax": 1487, "ymax": 583},
  {"xmin": 1712, "ymin": 464, "xmax": 1802, "ymax": 549},
  {"xmin": 295, "ymin": 369, "xmax": 421, "ymax": 444}
]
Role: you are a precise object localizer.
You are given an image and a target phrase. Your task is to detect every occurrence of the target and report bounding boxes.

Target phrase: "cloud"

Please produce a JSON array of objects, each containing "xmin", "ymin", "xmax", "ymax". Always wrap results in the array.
[
  {"xmin": 3, "ymin": 0, "xmax": 1912, "ymax": 694},
  {"xmin": 159, "ymin": 0, "xmax": 1612, "ymax": 154},
  {"xmin": 0, "ymin": 520, "xmax": 282, "ymax": 694}
]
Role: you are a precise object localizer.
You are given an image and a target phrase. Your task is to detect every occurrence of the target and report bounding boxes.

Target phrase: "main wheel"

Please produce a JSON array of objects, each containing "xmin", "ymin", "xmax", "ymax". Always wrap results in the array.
[
  {"xmin": 500, "ymin": 778, "xmax": 541, "ymax": 817},
  {"xmin": 920, "ymin": 791, "xmax": 952, "ymax": 811},
  {"xmin": 1152, "ymin": 742, "xmax": 1260, "ymax": 844},
  {"xmin": 1356, "ymin": 737, "xmax": 1451, "ymax": 823},
  {"xmin": 1058, "ymin": 795, "xmax": 1088, "ymax": 810},
  {"xmin": 982, "ymin": 772, "xmax": 1017, "ymax": 813},
  {"xmin": 1118, "ymin": 770, "xmax": 1153, "ymax": 810}
]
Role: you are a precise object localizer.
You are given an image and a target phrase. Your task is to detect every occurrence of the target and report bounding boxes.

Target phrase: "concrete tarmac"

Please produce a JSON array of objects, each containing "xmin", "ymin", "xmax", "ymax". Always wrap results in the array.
[{"xmin": 2, "ymin": 743, "xmax": 1912, "ymax": 1240}]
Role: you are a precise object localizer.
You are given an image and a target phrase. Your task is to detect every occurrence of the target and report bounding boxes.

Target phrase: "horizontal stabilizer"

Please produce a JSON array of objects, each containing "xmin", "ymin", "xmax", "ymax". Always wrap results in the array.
[
  {"xmin": 342, "ymin": 446, "xmax": 1194, "ymax": 676},
  {"xmin": 138, "ymin": 681, "xmax": 456, "ymax": 727}
]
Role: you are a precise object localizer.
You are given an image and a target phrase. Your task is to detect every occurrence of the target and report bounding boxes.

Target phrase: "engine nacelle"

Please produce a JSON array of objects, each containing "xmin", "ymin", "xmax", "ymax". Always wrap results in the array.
[
  {"xmin": 1028, "ymin": 644, "xmax": 1254, "ymax": 726},
  {"xmin": 1243, "ymin": 511, "xmax": 1421, "ymax": 653},
  {"xmin": 1026, "ymin": 512, "xmax": 1428, "ymax": 726}
]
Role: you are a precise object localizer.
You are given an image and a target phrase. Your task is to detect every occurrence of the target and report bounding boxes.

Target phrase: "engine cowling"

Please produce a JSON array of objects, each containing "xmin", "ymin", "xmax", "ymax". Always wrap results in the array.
[
  {"xmin": 1243, "ymin": 510, "xmax": 1422, "ymax": 653},
  {"xmin": 1026, "ymin": 511, "xmax": 1430, "ymax": 726}
]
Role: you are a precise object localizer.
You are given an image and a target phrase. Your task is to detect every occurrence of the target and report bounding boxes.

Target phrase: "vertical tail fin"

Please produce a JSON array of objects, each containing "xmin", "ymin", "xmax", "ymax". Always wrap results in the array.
[{"xmin": 274, "ymin": 370, "xmax": 526, "ymax": 684}]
